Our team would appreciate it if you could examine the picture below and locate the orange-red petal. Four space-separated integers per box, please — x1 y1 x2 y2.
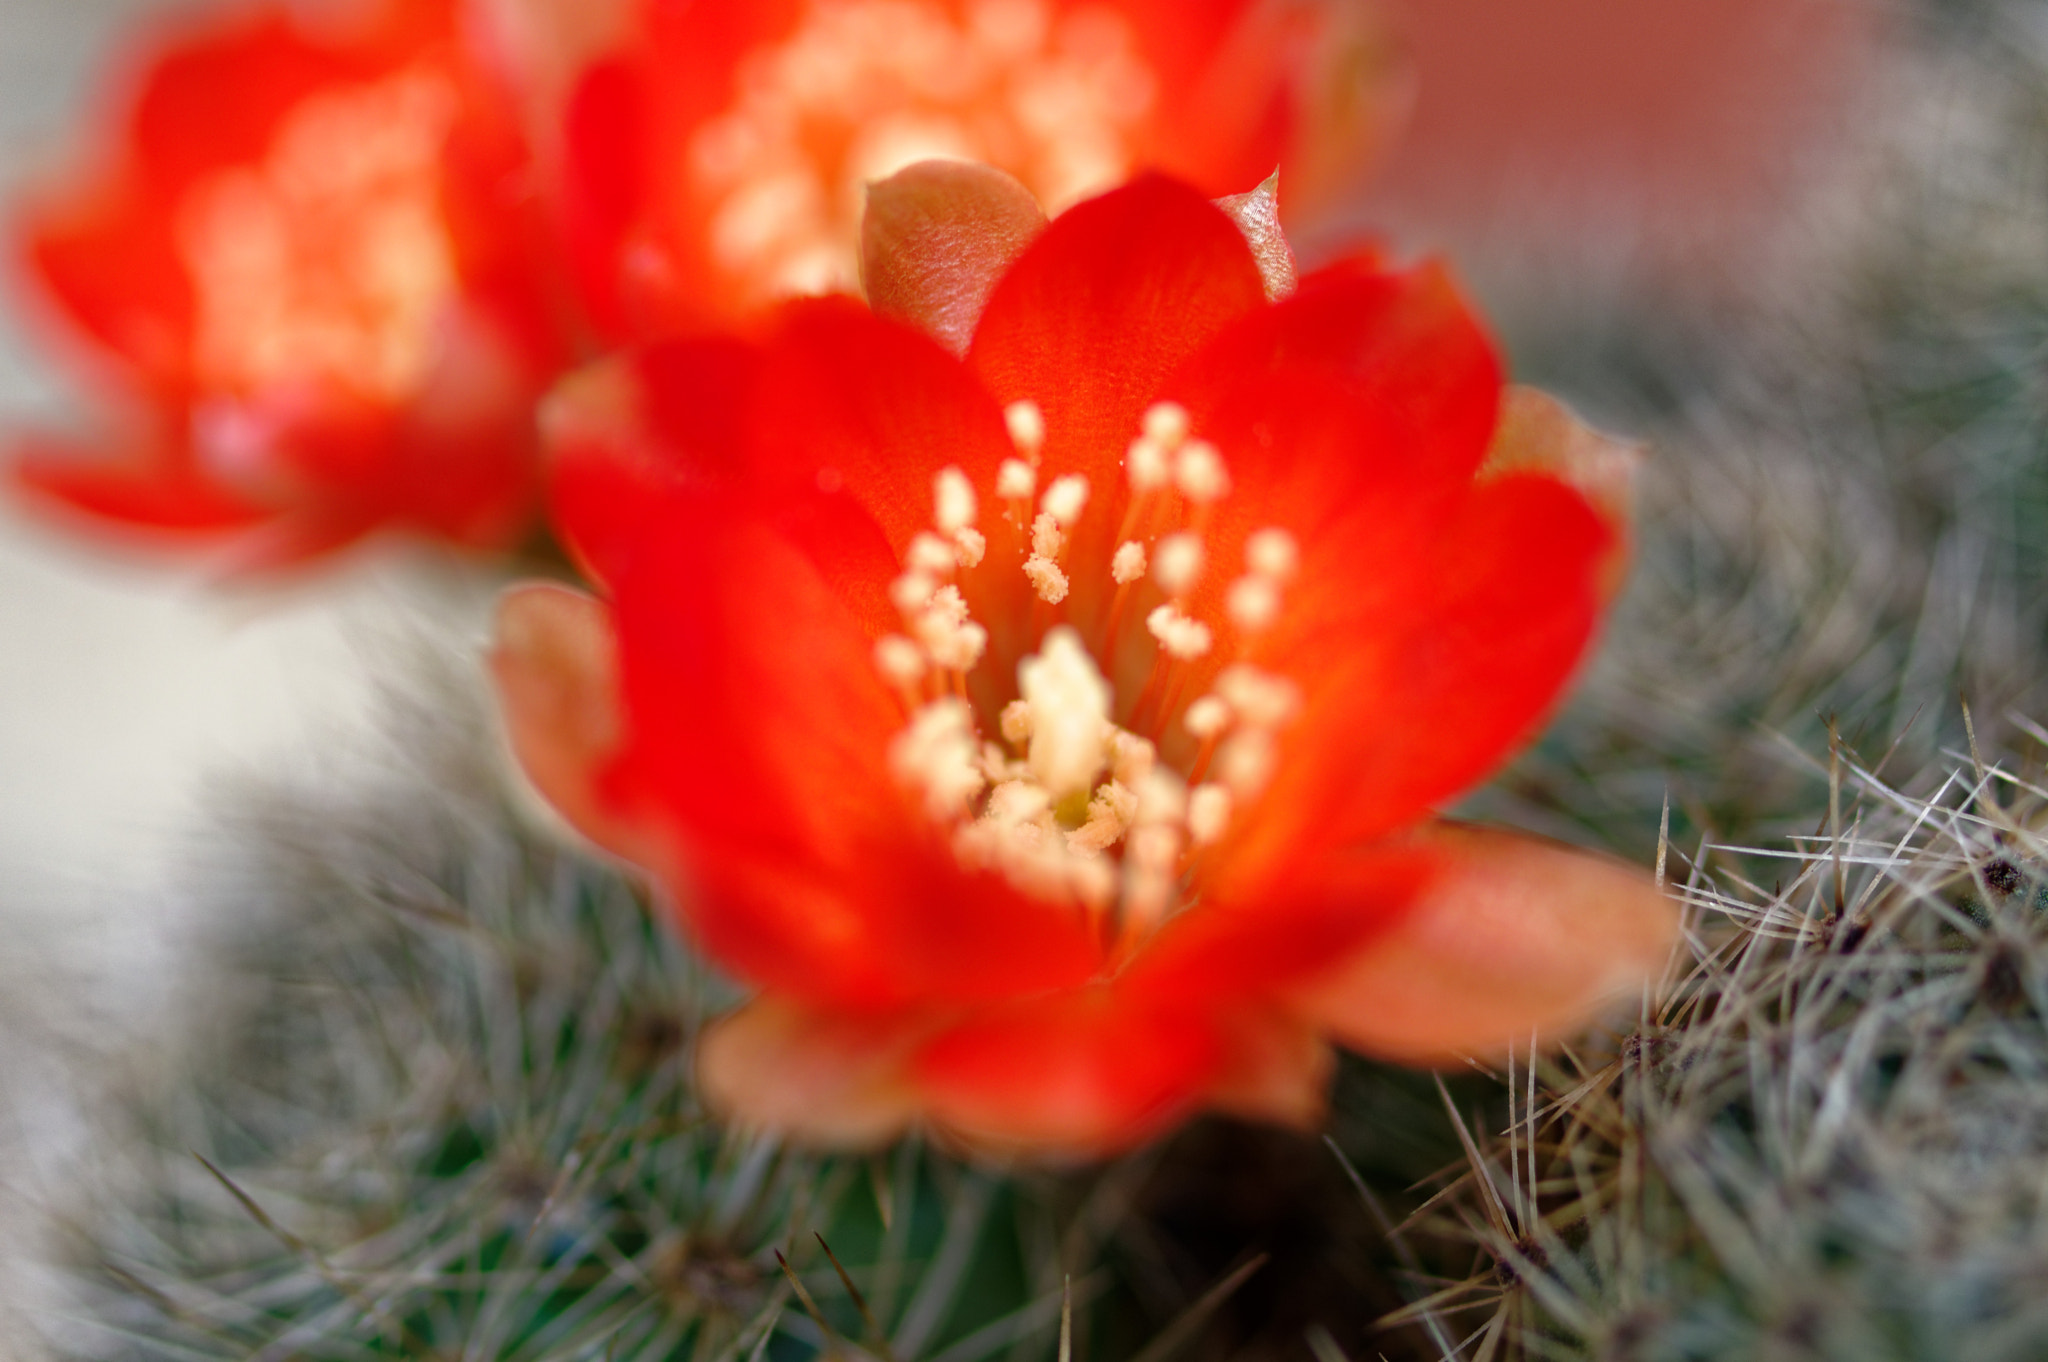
862 160 1048 357
1289 823 1678 1064
967 175 1266 512
1481 386 1641 601
606 495 1103 1009
912 986 1224 1157
696 994 929 1150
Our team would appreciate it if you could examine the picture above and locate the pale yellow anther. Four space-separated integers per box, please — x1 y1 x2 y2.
1128 823 1182 874
1111 540 1147 585
891 570 938 615
1153 532 1205 597
1183 695 1231 740
996 457 1037 501
1146 603 1214 660
1030 511 1065 560
1142 401 1191 449
985 779 1053 827
889 698 987 821
934 465 977 532
1214 664 1302 728
1041 473 1089 527
1174 440 1230 502
1245 527 1300 581
874 634 926 686
1187 783 1232 847
1126 435 1171 494
1133 768 1188 827
1004 399 1046 460
1017 626 1111 801
907 531 959 576
1226 575 1281 632
1217 728 1278 797
926 620 988 672
1000 699 1034 745
1023 555 1069 603
954 527 987 567
1109 729 1157 786
980 741 1026 785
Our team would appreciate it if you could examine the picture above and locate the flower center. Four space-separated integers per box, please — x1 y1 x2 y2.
876 400 1302 944
689 0 1157 303
176 68 462 404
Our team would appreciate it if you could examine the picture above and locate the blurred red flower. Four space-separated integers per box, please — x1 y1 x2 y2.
492 168 1674 1155
559 0 1397 341
12 0 574 567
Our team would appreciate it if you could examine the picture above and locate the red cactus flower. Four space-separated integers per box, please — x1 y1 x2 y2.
493 168 1674 1155
12 0 573 567
561 0 1398 341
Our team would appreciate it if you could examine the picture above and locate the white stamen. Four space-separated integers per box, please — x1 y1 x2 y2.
1142 401 1191 449
1153 532 1205 597
907 531 958 576
1245 527 1299 581
891 570 937 615
985 779 1053 827
889 699 987 821
1041 474 1089 527
1111 540 1147 585
1146 604 1214 660
934 466 977 532
1068 782 1136 854
953 527 987 567
1213 664 1301 728
1000 699 1033 745
1127 435 1170 493
926 619 987 672
1109 729 1156 786
996 457 1037 500
875 634 926 687
1187 783 1232 847
1183 696 1231 740
1004 399 1046 459
980 741 1025 785
1174 440 1230 502
1030 511 1065 560
1226 575 1281 632
1017 626 1112 801
1024 555 1069 603
1216 728 1278 797
1133 768 1188 827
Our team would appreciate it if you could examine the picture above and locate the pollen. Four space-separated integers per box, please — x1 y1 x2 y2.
954 527 987 566
875 634 926 687
1245 527 1299 581
1146 604 1214 660
997 458 1037 501
1152 532 1205 598
1004 399 1047 459
1126 435 1171 493
907 531 959 576
1142 401 1191 448
1186 783 1232 847
934 466 978 533
1041 473 1090 526
1111 539 1147 584
1183 696 1231 740
1174 440 1231 502
1024 555 1070 603
1226 575 1281 632
1030 512 1066 560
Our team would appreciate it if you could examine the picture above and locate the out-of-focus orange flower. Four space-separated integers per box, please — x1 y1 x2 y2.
559 0 1399 341
492 168 1675 1156
12 0 574 567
